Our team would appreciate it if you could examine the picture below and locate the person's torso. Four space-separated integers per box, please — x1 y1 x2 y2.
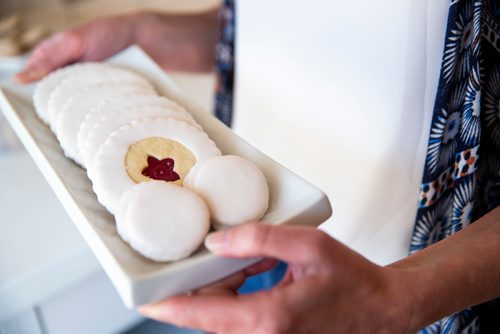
232 0 449 264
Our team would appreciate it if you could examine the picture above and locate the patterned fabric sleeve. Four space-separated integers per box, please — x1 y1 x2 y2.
413 0 500 332
214 0 236 126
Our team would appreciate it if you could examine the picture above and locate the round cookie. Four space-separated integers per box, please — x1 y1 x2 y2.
56 83 154 166
182 158 205 190
33 62 105 124
47 64 155 130
116 181 210 262
185 155 269 227
89 117 221 214
81 105 201 169
77 94 189 160
115 185 134 243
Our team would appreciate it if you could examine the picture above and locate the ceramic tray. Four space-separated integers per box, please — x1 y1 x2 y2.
0 46 332 308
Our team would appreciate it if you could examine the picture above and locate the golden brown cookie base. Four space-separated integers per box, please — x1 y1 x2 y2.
125 137 197 185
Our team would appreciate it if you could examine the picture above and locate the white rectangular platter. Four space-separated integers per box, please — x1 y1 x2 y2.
0 46 332 308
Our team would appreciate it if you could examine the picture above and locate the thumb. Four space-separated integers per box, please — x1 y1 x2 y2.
205 223 330 264
14 31 83 83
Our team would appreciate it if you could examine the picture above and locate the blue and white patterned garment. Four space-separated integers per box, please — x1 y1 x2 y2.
214 0 500 332
214 0 235 127
412 0 500 332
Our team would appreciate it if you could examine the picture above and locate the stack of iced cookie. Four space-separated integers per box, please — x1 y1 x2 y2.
34 62 269 262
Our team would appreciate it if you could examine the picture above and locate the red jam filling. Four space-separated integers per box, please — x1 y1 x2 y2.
142 156 180 182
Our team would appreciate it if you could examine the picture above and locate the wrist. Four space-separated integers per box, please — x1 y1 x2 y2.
386 259 452 332
385 212 500 332
377 266 418 333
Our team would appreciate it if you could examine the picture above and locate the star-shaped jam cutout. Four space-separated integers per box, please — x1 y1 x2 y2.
142 156 180 182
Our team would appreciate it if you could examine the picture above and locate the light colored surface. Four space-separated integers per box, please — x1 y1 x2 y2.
0 308 42 334
233 0 449 265
0 150 101 322
39 271 141 334
0 46 332 307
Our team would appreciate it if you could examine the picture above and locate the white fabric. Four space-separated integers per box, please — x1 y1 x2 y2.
233 0 449 265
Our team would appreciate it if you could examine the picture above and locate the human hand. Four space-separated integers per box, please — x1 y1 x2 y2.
14 14 137 83
138 223 413 334
15 10 219 83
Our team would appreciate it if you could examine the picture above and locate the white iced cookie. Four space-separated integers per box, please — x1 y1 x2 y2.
185 155 269 228
47 64 154 130
115 183 133 243
56 83 155 166
90 118 221 214
81 105 201 169
182 158 204 190
116 181 210 262
33 63 105 124
77 94 189 160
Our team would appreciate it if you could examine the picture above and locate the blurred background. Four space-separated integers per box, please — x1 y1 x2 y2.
0 0 221 151
0 1 219 333
0 0 220 32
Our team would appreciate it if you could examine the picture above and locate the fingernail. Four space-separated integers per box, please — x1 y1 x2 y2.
137 305 150 315
138 304 163 318
26 69 49 80
14 69 48 83
12 73 28 84
205 230 230 252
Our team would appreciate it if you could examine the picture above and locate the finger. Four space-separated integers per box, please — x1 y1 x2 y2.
139 292 260 333
205 223 328 264
194 287 237 297
202 270 247 291
13 68 50 84
277 268 294 286
193 258 280 295
195 258 280 294
14 31 83 83
244 258 280 276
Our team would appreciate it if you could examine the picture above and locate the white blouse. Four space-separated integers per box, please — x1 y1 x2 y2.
232 0 450 265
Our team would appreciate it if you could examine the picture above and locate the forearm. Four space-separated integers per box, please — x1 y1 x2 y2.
15 8 220 83
388 206 500 331
132 9 220 72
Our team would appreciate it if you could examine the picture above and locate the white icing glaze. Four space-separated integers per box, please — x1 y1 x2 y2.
82 105 201 169
56 83 154 166
115 185 133 243
116 181 210 262
89 117 221 214
189 155 269 227
77 94 190 161
47 64 155 131
183 160 205 190
33 63 105 124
